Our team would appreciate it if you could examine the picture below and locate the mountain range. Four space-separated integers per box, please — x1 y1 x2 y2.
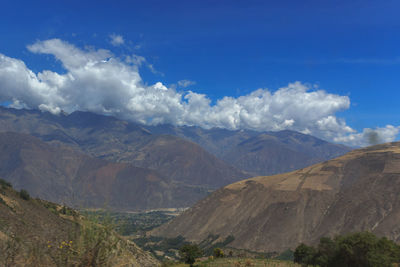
0 132 230 210
0 106 351 210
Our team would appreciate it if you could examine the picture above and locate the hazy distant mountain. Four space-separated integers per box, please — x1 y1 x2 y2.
0 107 350 178
148 125 351 176
147 124 260 158
0 132 220 210
152 142 400 253
222 130 351 175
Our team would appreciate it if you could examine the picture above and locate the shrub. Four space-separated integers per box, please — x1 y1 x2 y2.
213 247 224 258
276 249 294 261
294 243 316 265
0 178 12 189
19 189 30 200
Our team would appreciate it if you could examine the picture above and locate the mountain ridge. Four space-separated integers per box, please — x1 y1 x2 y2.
0 107 249 208
0 106 351 211
0 132 216 210
0 107 351 178
147 124 352 176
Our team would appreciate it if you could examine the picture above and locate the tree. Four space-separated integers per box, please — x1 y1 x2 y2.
294 243 316 265
294 232 400 267
332 232 400 267
19 189 30 200
179 244 202 267
0 178 12 189
314 237 336 266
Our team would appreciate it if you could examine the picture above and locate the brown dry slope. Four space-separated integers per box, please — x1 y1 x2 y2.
0 184 159 266
152 142 400 253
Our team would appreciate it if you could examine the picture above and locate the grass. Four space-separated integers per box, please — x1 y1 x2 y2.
167 258 302 267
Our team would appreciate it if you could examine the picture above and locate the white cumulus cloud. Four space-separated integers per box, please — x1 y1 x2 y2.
177 80 196 88
0 38 398 147
109 34 125 46
334 125 400 147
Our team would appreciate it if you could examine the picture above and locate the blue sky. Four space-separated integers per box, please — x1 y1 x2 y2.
0 0 399 146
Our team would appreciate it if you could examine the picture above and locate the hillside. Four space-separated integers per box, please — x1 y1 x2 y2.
152 142 400 253
0 132 215 210
0 182 159 266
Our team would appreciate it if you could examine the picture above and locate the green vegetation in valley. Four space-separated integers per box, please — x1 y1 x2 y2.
136 233 276 262
83 209 176 237
134 234 232 261
157 232 400 267
294 232 400 267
